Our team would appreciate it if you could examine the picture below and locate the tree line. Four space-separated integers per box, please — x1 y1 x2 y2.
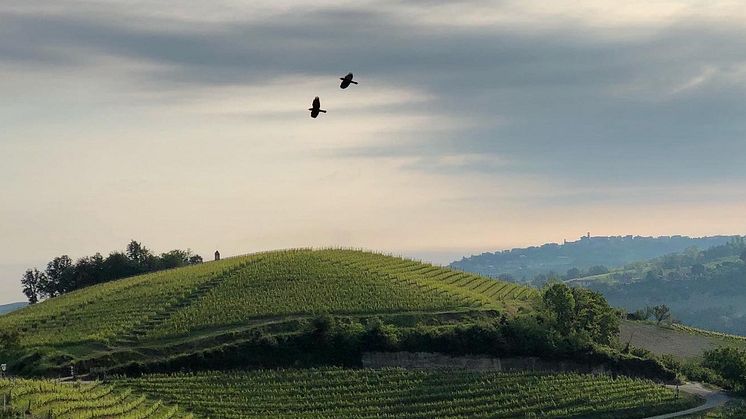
21 241 203 304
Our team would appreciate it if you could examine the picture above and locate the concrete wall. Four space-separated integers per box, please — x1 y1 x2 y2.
362 352 608 374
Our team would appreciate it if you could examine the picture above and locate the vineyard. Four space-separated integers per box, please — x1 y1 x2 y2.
0 249 532 347
149 249 534 338
0 378 189 418
116 368 698 418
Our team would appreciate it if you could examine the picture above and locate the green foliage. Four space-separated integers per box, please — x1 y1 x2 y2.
584 236 746 335
117 368 697 418
20 240 203 303
541 283 619 346
702 346 746 392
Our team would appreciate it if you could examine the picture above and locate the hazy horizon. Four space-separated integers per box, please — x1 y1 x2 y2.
3 0 746 304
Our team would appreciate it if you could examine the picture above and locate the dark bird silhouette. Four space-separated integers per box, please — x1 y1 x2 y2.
339 73 358 89
308 96 326 118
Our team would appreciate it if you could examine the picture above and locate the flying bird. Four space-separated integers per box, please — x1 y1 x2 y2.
308 96 326 118
339 73 358 89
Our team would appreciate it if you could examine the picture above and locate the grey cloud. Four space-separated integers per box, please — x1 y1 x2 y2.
3 4 746 187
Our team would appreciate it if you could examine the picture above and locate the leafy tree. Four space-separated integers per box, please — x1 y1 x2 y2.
542 283 576 335
44 255 74 297
126 240 152 266
570 287 619 345
702 347 746 391
159 249 202 269
73 253 105 289
103 252 139 280
652 304 671 325
21 268 45 304
18 240 202 302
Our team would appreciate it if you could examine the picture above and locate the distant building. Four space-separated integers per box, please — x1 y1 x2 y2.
214 250 220 261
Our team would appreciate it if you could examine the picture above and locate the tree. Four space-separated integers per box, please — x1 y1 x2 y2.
21 269 46 304
126 240 154 269
652 304 672 325
542 283 576 335
572 287 620 345
73 253 105 289
702 347 746 390
159 249 202 269
103 252 139 280
44 255 74 296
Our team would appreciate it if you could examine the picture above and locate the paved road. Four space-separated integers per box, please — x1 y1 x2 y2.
644 382 731 419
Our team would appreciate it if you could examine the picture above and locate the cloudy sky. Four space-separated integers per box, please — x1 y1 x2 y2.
2 0 746 303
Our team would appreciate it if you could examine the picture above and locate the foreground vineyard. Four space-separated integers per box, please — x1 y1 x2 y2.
117 368 699 418
0 378 190 418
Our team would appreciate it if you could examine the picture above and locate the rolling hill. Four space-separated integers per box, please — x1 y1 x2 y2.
0 302 27 315
570 238 746 335
451 235 734 281
0 249 534 376
0 248 708 418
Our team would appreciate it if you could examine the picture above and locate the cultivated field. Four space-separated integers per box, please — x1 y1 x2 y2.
116 368 699 418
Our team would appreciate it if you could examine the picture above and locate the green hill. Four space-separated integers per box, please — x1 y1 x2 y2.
571 238 746 335
0 249 534 375
0 302 27 315
450 235 734 280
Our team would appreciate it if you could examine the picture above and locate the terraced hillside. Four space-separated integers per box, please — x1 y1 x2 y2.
115 368 699 418
0 377 190 418
0 249 534 375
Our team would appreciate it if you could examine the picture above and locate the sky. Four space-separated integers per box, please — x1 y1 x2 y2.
2 0 746 303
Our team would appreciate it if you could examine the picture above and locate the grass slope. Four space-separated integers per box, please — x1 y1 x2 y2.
0 249 534 375
619 321 746 360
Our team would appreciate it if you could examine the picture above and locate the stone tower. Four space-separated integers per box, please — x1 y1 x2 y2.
214 250 221 261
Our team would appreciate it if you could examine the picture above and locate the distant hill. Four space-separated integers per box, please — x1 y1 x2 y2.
0 302 27 315
450 235 735 281
575 238 746 335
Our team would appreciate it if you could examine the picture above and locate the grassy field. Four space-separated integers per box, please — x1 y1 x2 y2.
115 368 700 418
620 321 746 359
0 377 190 418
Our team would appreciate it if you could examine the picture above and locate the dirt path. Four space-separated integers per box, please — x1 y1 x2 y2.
644 382 731 419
